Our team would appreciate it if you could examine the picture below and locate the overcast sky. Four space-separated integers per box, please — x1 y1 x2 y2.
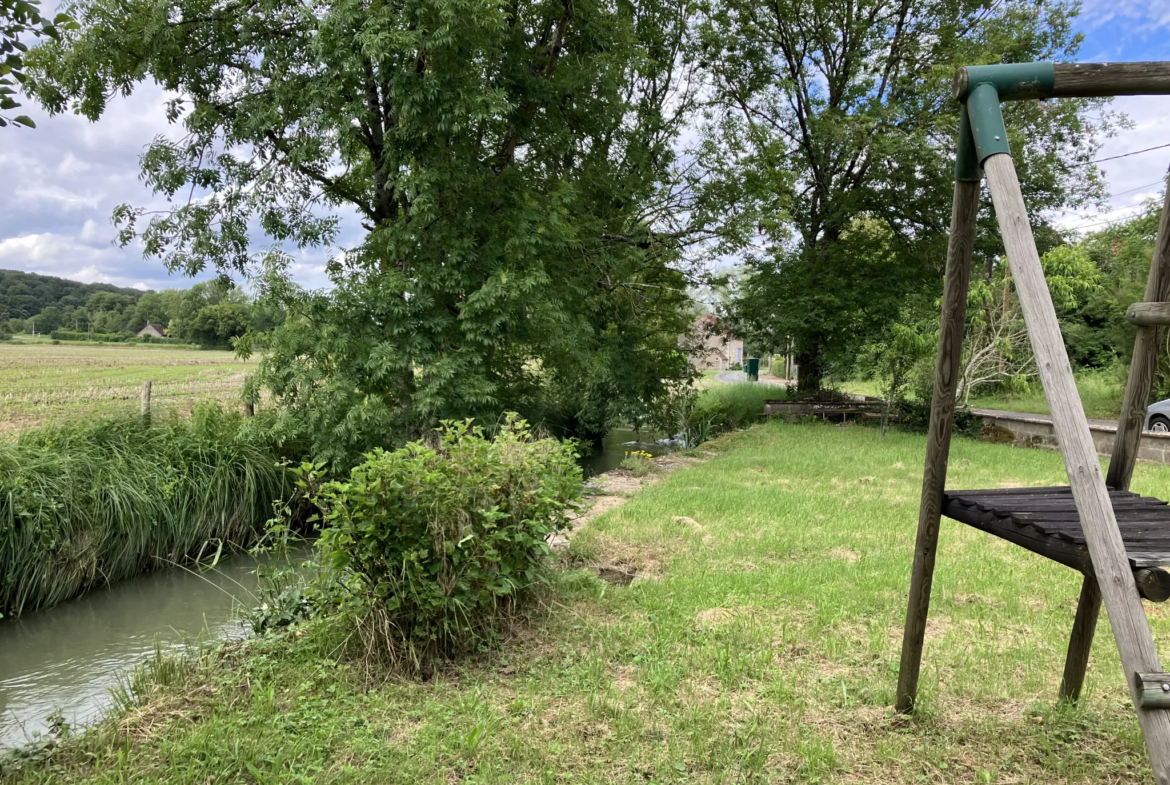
0 0 1168 293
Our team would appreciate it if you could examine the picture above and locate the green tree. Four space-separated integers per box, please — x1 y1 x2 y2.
697 0 1110 391
189 301 251 346
29 0 705 465
31 304 61 333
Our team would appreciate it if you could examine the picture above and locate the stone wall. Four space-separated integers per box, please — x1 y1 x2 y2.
976 410 1170 465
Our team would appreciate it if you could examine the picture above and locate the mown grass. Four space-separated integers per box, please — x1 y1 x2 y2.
0 343 256 431
0 408 291 617
9 420 1170 783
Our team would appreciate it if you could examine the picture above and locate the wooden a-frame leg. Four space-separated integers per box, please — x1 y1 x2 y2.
1059 575 1102 702
984 151 1170 784
895 177 981 714
1059 173 1170 706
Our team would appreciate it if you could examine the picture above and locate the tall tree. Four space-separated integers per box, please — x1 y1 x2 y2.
697 0 1109 390
29 0 706 464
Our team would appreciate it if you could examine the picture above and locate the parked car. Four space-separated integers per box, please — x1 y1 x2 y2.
1147 399 1170 432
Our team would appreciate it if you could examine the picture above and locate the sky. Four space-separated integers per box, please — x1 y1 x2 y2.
0 1 1168 293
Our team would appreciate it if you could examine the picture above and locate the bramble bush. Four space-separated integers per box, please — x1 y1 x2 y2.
307 416 582 674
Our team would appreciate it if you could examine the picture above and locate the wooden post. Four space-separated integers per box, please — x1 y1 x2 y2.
984 152 1170 783
141 380 152 417
1108 178 1170 492
1059 576 1102 702
1057 174 1170 705
243 374 255 417
895 177 981 713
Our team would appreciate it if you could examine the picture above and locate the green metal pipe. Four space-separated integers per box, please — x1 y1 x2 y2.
965 82 1011 164
953 62 1056 102
954 105 981 182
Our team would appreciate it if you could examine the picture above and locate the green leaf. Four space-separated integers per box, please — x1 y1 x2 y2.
13 114 35 128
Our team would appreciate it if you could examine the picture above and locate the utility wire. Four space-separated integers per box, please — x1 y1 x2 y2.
1093 143 1170 164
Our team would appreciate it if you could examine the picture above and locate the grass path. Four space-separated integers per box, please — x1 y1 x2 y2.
11 421 1170 783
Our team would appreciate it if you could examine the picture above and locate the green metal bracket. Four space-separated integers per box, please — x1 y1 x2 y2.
956 62 1055 102
965 82 1011 164
955 105 980 182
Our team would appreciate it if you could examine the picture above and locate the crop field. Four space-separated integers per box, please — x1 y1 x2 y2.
0 342 258 432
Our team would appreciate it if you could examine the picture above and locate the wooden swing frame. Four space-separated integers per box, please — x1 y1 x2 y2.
895 61 1170 782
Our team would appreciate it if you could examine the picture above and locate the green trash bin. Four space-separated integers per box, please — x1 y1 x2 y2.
745 357 759 382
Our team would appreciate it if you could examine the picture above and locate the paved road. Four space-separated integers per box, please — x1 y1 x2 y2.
713 370 789 387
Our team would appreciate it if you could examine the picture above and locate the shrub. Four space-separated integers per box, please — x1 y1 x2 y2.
308 416 582 674
50 330 127 342
619 449 655 475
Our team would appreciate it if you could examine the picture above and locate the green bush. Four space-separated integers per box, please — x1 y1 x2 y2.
0 407 293 617
50 330 127 342
308 416 582 673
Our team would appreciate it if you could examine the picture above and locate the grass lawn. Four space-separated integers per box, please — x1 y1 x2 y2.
0 342 257 431
9 420 1170 783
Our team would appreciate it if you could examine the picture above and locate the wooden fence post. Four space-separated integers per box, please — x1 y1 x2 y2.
243 374 255 417
141 380 152 419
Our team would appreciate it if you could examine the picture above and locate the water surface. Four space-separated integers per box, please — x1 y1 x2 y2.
0 554 272 750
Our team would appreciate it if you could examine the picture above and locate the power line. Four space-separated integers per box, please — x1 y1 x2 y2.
1093 143 1170 164
1111 179 1166 198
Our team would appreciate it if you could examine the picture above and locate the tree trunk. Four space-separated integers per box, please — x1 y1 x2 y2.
795 342 822 393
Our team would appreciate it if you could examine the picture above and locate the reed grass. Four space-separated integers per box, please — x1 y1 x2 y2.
0 407 290 617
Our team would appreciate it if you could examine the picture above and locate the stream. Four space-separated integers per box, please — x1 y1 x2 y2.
0 429 671 753
0 553 279 751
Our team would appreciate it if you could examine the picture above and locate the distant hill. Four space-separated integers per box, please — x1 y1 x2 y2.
0 269 148 319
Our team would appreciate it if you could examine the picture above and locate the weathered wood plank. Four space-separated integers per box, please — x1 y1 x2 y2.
1053 62 1170 98
895 178 981 714
1060 577 1102 702
984 152 1170 783
1109 181 1170 492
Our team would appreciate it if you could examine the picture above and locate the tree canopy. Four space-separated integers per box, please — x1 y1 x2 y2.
697 0 1110 390
29 0 709 464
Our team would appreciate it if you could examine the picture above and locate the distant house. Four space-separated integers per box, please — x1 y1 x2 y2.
688 314 743 371
137 323 167 339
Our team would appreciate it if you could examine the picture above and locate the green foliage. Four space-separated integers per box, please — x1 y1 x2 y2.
699 0 1110 389
0 0 74 127
618 449 655 476
0 407 293 617
0 269 145 320
50 330 126 342
858 316 936 407
29 0 704 461
692 383 777 436
306 416 582 673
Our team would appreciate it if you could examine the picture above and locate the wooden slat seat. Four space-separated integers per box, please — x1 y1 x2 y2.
943 486 1170 573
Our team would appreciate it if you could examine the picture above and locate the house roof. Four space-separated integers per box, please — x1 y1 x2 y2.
139 322 167 334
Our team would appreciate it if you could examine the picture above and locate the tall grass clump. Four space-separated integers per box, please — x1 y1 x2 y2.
0 406 291 617
694 383 780 431
304 416 581 675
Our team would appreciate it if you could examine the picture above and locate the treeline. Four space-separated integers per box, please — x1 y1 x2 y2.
0 268 144 319
1 275 282 347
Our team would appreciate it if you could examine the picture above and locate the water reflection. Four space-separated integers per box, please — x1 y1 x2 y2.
577 428 672 478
